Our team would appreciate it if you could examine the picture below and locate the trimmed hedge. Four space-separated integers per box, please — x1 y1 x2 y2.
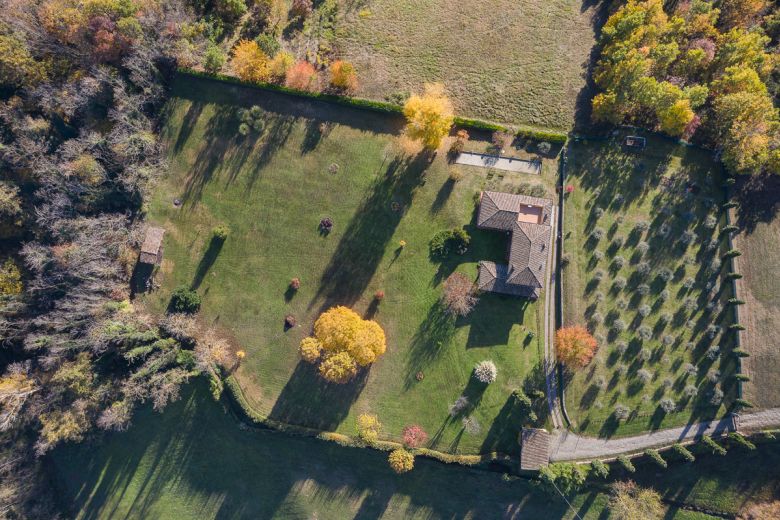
671 443 695 463
701 435 727 456
223 375 513 470
728 432 756 450
590 459 610 479
178 68 566 141
617 455 636 473
735 398 755 409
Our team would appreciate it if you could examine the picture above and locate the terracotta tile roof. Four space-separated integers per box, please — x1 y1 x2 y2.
520 428 551 470
476 191 553 299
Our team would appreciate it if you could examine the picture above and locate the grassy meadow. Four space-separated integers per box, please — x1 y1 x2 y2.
333 0 601 129
141 75 560 455
561 131 738 437
731 175 780 409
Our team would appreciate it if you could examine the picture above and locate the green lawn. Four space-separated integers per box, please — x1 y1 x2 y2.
561 131 738 437
49 382 608 519
141 75 558 456
333 0 601 129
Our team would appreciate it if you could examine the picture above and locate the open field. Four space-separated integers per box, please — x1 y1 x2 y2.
49 382 733 520
141 75 559 455
731 175 780 409
333 0 602 129
562 131 737 437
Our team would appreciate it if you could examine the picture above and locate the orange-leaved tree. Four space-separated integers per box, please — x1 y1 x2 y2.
555 326 598 369
285 61 318 91
402 83 454 149
329 60 357 91
231 40 270 82
299 306 386 383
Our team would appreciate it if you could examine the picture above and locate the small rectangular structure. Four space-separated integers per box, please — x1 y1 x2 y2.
455 151 541 175
624 135 647 151
139 226 165 265
520 428 551 470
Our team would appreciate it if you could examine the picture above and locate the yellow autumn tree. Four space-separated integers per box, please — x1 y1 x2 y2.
329 60 357 90
318 351 358 384
231 40 270 83
658 99 694 137
301 306 386 383
356 413 381 444
388 448 414 473
402 83 454 149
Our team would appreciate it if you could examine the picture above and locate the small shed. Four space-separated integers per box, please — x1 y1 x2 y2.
624 135 647 151
520 427 551 470
139 226 165 265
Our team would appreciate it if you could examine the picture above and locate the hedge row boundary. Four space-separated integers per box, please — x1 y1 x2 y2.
223 375 516 472
176 68 569 143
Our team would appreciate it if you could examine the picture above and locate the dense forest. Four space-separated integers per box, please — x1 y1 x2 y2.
592 0 780 176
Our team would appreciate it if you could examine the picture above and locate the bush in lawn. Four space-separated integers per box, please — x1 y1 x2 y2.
299 337 322 363
661 334 674 346
614 404 630 421
593 250 604 261
561 253 571 267
638 304 651 318
636 262 651 277
429 228 470 259
449 396 469 417
449 129 469 155
231 40 270 82
616 363 628 376
593 206 605 219
659 398 676 413
169 286 201 313
659 289 669 302
683 363 698 377
329 60 358 91
212 224 230 241
608 480 663 519
590 459 610 479
704 214 718 229
204 43 226 73
644 449 667 469
442 272 477 316
539 463 587 495
682 276 696 290
616 455 636 473
616 341 628 355
701 435 727 456
357 413 382 444
612 236 625 248
556 326 599 369
672 443 695 462
637 369 652 384
403 83 454 149
613 277 627 290
388 448 414 473
402 425 428 448
473 360 497 383
706 345 720 360
612 256 626 269
728 432 756 450
613 319 627 332
285 61 318 91
593 269 605 282
590 227 605 241
616 298 628 310
637 326 652 341
683 384 698 398
636 241 650 256
658 223 671 238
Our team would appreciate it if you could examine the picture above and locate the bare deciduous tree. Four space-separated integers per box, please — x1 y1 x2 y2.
442 272 478 316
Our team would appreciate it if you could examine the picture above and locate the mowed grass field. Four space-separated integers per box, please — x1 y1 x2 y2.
731 178 780 409
334 0 601 129
562 132 737 437
142 75 558 455
49 382 739 520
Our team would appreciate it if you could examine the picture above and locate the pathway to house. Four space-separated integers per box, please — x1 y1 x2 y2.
455 152 541 174
547 407 780 462
543 207 563 430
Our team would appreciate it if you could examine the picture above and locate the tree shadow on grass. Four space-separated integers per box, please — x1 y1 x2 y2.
430 178 455 214
312 151 431 313
403 300 456 389
464 294 528 348
190 237 224 290
479 394 524 455
268 361 368 431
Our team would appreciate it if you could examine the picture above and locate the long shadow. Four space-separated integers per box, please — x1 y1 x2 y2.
733 172 780 233
479 394 525 455
268 361 368 431
572 0 611 130
311 151 431 312
464 294 528 348
430 178 455 214
190 237 224 290
403 300 456 389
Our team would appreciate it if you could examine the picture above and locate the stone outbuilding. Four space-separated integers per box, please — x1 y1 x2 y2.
139 226 165 265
